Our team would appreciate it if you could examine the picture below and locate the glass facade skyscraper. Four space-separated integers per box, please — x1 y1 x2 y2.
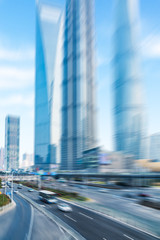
113 0 146 160
61 0 97 170
5 115 20 171
35 0 63 169
150 133 160 161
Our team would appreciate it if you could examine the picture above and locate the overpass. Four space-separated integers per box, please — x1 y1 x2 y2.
55 172 160 180
0 172 160 183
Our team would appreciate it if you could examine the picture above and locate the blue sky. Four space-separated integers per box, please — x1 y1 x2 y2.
0 0 160 162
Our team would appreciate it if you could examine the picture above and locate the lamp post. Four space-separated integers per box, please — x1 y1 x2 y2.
11 172 13 200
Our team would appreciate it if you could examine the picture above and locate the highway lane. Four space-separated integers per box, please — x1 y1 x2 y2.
0 193 32 240
55 183 160 232
17 184 159 240
0 188 63 240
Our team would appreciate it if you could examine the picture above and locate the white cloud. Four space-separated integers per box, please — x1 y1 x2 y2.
141 34 160 59
0 45 34 61
0 93 34 107
0 66 34 89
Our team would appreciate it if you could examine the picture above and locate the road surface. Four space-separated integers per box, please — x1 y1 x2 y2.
16 184 159 240
0 190 63 240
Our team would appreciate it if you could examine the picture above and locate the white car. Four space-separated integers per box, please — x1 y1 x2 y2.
28 188 34 192
14 189 18 193
57 203 72 212
98 188 107 193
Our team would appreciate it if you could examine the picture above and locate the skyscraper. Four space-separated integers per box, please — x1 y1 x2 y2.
61 0 97 170
113 0 146 160
150 133 160 161
35 0 63 169
5 116 20 171
0 147 5 170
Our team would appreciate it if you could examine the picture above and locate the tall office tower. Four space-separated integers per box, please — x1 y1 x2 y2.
35 0 63 169
150 133 160 161
5 116 20 171
113 0 146 160
61 0 97 170
0 147 5 170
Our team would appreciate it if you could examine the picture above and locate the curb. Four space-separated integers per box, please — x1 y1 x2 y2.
0 199 16 215
17 192 86 240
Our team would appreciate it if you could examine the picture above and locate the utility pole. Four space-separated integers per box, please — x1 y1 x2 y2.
11 172 13 200
38 175 41 190
5 172 7 194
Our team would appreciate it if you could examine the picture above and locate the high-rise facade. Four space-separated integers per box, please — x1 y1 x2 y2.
61 0 97 170
0 147 5 170
35 0 63 169
113 0 146 160
5 116 20 171
150 133 160 161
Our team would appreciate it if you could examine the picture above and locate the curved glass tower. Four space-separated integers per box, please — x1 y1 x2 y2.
61 0 97 170
113 0 146 160
35 0 63 169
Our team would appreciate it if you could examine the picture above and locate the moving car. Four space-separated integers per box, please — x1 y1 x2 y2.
137 193 151 198
17 184 22 189
28 188 34 192
57 203 72 212
98 188 107 193
14 189 18 193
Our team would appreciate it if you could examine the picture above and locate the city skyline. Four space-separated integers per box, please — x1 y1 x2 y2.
0 0 159 159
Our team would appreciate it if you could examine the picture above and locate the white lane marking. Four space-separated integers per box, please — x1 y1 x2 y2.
27 205 34 240
79 212 93 220
123 234 134 240
64 214 77 222
58 198 159 240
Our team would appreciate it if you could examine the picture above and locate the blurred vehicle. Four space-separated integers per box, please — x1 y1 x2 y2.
78 185 86 189
17 184 22 189
7 182 11 188
39 190 57 204
2 182 6 188
57 203 72 212
57 178 66 183
68 183 74 187
14 189 18 193
98 188 107 193
28 188 34 192
138 193 151 198
124 193 135 198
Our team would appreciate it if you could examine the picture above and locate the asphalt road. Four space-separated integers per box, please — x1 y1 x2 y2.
0 188 63 240
53 182 160 234
16 184 159 240
0 193 32 240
